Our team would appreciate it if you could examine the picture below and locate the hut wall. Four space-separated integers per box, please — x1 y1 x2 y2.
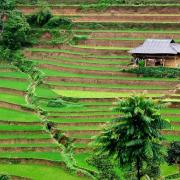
164 57 176 67
175 56 180 67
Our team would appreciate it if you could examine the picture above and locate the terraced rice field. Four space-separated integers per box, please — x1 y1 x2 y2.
1 2 180 179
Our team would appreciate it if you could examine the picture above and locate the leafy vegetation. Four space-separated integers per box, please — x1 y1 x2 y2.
167 142 180 170
93 95 171 179
1 11 30 50
123 66 180 78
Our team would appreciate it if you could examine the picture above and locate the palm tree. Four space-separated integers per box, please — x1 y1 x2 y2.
93 95 170 179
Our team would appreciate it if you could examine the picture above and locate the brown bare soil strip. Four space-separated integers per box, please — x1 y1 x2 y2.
48 110 111 114
74 138 92 144
0 87 25 96
45 76 178 87
79 98 116 102
32 56 125 68
18 6 180 15
34 45 129 56
168 102 180 108
50 84 170 94
49 114 117 119
39 64 135 76
12 175 31 180
0 130 45 134
171 121 180 126
0 77 27 82
164 114 180 117
0 138 55 144
161 130 180 136
0 147 59 152
54 122 106 127
81 39 141 48
0 101 36 114
0 69 14 72
25 51 129 61
74 148 91 153
0 121 42 126
0 158 65 167
85 105 114 109
65 130 101 136
89 32 180 39
72 15 180 23
170 95 180 99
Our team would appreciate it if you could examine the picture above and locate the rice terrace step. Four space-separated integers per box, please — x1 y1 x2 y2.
0 0 180 179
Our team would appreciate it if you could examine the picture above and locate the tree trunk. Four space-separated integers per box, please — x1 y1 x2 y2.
137 157 141 180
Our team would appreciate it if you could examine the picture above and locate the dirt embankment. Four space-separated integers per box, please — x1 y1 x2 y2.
25 51 129 61
0 158 65 167
31 56 126 68
0 101 36 114
50 84 171 94
39 63 135 76
89 32 180 39
0 87 25 96
45 76 179 87
18 6 180 15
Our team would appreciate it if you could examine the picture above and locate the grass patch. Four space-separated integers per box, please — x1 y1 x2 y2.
45 56 129 65
35 86 59 98
0 93 26 105
41 68 177 82
0 133 51 139
48 81 169 90
54 89 162 98
0 143 58 148
0 79 29 91
0 125 44 131
31 59 121 72
0 107 40 122
0 152 62 161
0 71 28 79
49 117 112 123
0 163 83 180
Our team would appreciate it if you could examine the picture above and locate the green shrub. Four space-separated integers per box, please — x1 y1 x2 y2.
71 35 88 45
0 175 11 180
45 17 72 29
47 98 67 108
123 67 180 79
0 46 13 61
165 173 180 180
1 10 30 50
16 0 38 4
87 154 121 180
27 7 52 27
0 0 15 11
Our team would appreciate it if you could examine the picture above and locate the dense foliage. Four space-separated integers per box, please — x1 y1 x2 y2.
0 0 15 11
87 154 121 179
167 141 180 166
93 95 170 179
45 17 72 29
1 11 30 50
27 7 72 29
27 7 52 27
123 67 180 78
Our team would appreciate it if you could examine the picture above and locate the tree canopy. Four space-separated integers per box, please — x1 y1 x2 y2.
93 95 171 179
1 11 30 50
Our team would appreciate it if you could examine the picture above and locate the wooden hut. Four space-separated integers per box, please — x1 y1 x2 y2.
129 39 180 68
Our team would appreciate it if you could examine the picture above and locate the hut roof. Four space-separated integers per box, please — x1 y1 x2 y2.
129 39 180 55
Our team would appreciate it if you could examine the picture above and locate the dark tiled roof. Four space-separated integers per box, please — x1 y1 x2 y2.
129 39 180 55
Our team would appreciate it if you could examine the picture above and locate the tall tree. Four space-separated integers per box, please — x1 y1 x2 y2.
93 95 170 179
1 10 30 50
